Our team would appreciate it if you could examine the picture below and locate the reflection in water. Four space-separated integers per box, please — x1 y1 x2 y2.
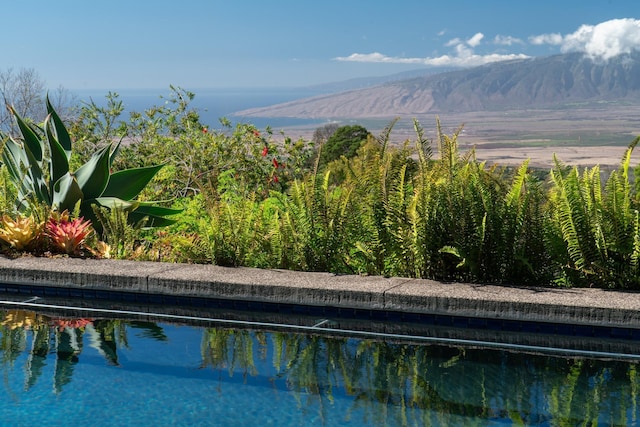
0 308 639 425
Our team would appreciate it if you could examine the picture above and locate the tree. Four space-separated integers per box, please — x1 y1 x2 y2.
312 122 339 145
319 124 370 167
0 68 75 135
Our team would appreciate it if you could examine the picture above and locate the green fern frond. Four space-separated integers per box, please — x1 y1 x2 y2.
631 210 640 273
413 118 432 174
376 117 400 156
505 160 530 211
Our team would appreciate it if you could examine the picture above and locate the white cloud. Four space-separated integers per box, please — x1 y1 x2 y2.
334 51 529 67
335 18 640 71
531 18 640 60
494 35 524 46
529 33 563 45
334 52 421 64
445 37 462 47
467 32 484 47
334 31 527 68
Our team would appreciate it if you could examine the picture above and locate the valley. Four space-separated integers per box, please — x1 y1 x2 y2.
275 103 640 168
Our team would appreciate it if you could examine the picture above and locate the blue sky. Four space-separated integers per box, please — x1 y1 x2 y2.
3 0 639 90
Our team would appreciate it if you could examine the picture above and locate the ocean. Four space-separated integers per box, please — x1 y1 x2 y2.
72 87 327 131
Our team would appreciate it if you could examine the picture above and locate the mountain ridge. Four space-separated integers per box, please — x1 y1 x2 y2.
235 52 640 119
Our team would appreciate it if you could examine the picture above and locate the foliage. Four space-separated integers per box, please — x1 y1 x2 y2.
2 84 640 289
91 205 144 259
275 170 357 272
0 97 180 232
72 88 314 201
67 91 128 166
546 136 640 288
338 118 416 276
318 124 370 168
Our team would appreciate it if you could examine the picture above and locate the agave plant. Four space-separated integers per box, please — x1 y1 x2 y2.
0 96 180 232
0 213 43 250
45 211 93 255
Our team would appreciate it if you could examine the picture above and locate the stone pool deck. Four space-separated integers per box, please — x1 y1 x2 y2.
0 255 638 331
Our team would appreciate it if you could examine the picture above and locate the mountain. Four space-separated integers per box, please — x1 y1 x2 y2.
234 52 640 119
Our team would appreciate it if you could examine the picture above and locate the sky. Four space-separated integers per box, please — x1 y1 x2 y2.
2 0 640 90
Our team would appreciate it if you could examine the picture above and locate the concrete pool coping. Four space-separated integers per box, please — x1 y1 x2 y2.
0 255 639 331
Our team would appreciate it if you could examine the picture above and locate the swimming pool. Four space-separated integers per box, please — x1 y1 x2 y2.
0 302 638 426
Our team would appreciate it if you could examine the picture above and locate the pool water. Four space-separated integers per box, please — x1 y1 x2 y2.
0 308 638 426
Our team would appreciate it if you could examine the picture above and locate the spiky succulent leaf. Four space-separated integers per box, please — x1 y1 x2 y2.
109 140 121 167
45 114 71 188
90 197 137 211
130 203 182 216
74 143 111 200
52 172 83 213
1 138 30 201
102 164 164 201
23 143 50 206
45 95 72 159
96 199 181 228
9 106 44 162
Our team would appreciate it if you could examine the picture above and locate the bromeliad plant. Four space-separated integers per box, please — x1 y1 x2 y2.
0 97 180 232
0 213 43 250
45 211 93 255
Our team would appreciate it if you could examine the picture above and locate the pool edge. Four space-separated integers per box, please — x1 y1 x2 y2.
0 255 638 330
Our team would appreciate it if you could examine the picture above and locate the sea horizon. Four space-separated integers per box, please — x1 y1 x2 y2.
71 86 329 131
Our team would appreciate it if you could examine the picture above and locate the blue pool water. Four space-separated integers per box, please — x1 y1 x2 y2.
0 307 638 426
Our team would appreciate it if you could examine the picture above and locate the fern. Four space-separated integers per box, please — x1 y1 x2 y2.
547 145 640 287
92 205 146 259
413 118 432 175
376 117 400 157
631 210 640 275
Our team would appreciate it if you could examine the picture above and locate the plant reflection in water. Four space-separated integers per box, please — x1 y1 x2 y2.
0 308 639 426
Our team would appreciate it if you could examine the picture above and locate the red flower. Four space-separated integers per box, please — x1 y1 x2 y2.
272 158 279 168
272 175 279 183
51 318 93 332
253 130 260 137
202 128 208 134
261 146 268 157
